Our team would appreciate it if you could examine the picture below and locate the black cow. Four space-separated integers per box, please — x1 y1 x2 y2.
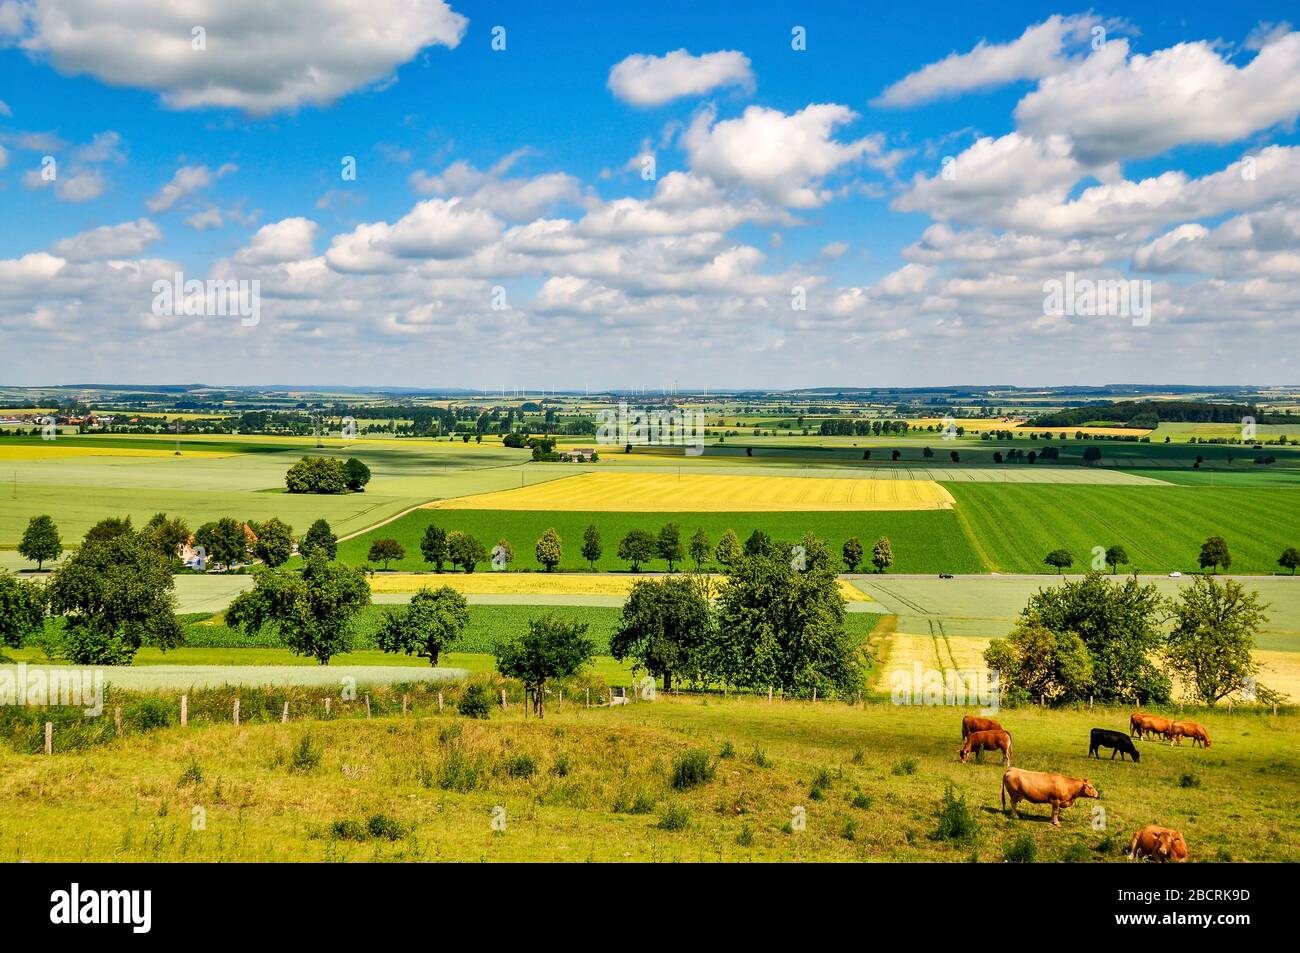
1089 728 1140 762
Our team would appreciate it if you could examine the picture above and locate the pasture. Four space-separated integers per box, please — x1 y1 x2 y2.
0 694 1293 862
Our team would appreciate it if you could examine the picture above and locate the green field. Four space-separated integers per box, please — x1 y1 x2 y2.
339 508 986 574
1 693 1293 861
946 483 1300 575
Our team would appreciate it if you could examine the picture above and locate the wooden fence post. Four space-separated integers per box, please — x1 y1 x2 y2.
180 694 188 727
44 721 52 755
324 696 331 716
437 691 443 713
812 687 817 703
365 694 372 718
501 688 507 711
281 702 289 724
233 698 240 727
402 694 408 715
585 688 590 708
114 706 122 736
768 686 773 703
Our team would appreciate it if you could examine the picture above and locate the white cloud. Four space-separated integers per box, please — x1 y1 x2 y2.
146 163 236 213
1016 32 1300 163
325 198 502 272
608 49 753 106
12 0 468 114
410 154 583 221
684 104 880 207
51 219 160 260
185 206 224 231
874 14 1103 107
236 217 318 264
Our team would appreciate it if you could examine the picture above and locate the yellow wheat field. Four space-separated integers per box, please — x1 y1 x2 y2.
367 571 870 602
0 445 232 461
427 471 954 512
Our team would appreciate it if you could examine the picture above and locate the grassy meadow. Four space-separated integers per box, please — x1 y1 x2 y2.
1 694 1293 862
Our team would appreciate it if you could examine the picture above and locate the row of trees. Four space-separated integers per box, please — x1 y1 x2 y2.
1043 537 1295 576
986 571 1279 706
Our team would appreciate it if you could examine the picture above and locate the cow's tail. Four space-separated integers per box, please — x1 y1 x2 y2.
1001 779 1006 810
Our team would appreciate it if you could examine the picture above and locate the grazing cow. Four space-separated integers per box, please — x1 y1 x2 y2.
958 729 1012 765
962 715 1003 739
1130 712 1174 741
1001 768 1099 827
1129 825 1189 863
1089 728 1141 762
1170 722 1211 747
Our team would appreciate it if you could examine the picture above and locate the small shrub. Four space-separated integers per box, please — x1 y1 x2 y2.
1004 833 1037 863
1062 842 1091 863
613 789 655 815
850 792 873 810
749 746 771 768
439 745 483 792
932 784 978 843
178 758 203 786
551 754 571 777
330 818 367 841
670 750 715 790
365 813 407 841
656 803 690 831
812 767 835 790
505 754 537 779
291 733 322 772
850 749 865 765
1180 773 1201 789
718 741 736 759
892 758 918 776
457 683 492 719
438 723 463 745
841 819 857 841
736 824 754 846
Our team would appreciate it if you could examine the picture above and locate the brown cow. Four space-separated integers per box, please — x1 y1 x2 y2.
962 715 1003 739
1129 825 1189 863
1171 721 1211 748
958 729 1012 765
1130 712 1173 741
1001 768 1098 827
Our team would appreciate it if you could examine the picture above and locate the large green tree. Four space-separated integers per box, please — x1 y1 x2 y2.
581 524 602 570
420 524 449 572
1021 572 1169 703
368 538 405 570
376 586 469 666
1164 575 1275 705
0 573 45 649
611 576 712 691
142 512 191 563
226 555 371 664
251 517 294 568
19 514 62 570
195 517 247 569
713 537 863 699
535 528 563 572
984 622 1093 705
1198 536 1231 574
45 531 183 664
657 522 684 571
617 529 656 572
301 519 338 560
448 531 487 573
495 613 595 718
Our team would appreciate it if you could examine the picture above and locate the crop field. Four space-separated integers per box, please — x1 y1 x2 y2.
430 471 956 512
1 695 1293 862
946 483 1300 575
341 508 985 574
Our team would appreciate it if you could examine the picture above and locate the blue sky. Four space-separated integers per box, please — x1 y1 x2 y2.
2 1 1298 388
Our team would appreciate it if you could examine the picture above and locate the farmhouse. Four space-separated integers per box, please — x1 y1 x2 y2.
560 447 596 462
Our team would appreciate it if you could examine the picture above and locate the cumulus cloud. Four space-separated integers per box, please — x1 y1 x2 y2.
1016 32 1300 163
875 14 1105 107
236 217 317 265
11 0 468 114
608 49 753 106
410 153 583 221
146 163 236 213
684 104 880 207
50 219 160 260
